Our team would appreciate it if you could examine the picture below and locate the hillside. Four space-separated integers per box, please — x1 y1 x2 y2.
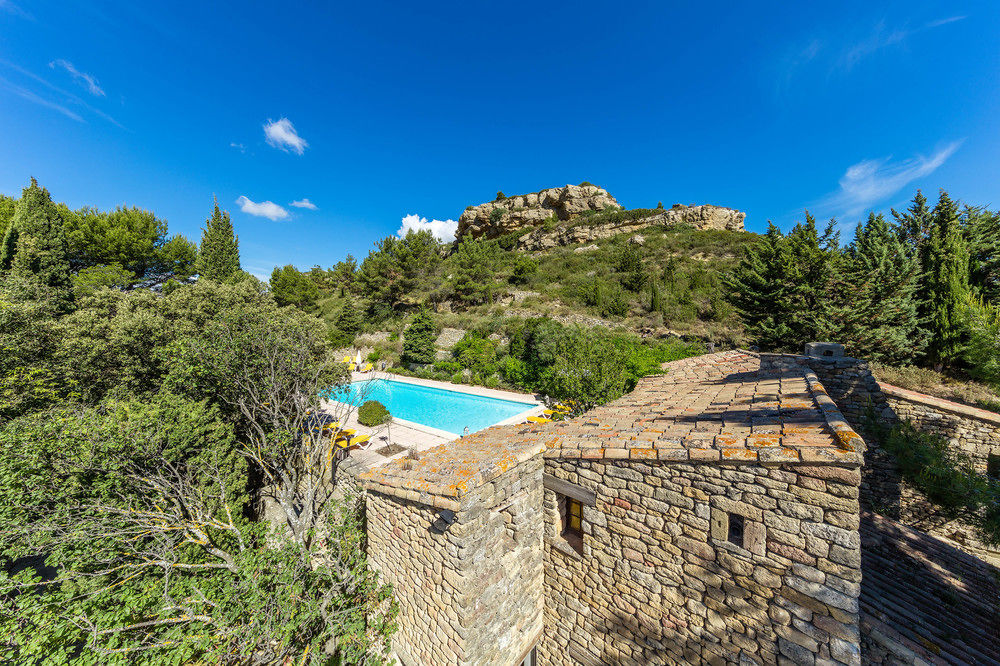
316 184 756 360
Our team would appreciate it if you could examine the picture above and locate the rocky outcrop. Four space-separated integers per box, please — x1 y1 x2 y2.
456 183 745 250
456 184 620 240
518 203 745 250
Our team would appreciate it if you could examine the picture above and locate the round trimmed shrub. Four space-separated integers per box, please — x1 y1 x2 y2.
358 400 391 427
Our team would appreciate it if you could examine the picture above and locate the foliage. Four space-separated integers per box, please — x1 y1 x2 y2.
336 297 362 334
835 213 926 363
0 178 75 314
270 264 321 312
331 254 358 293
920 191 970 368
452 331 498 376
71 262 137 296
401 310 436 365
488 207 505 224
448 236 500 304
196 199 241 282
965 207 1000 302
869 418 1000 546
961 293 1000 388
356 230 440 309
358 400 391 427
509 254 537 284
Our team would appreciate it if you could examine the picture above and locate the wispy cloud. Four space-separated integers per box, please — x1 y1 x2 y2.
49 59 104 96
397 214 458 243
780 15 967 89
290 198 317 210
263 118 308 155
0 75 83 121
822 140 963 216
0 1 32 19
236 196 290 221
230 142 246 153
0 58 124 128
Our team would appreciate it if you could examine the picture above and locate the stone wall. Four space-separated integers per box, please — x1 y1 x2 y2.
539 458 863 666
363 455 545 665
800 354 1000 560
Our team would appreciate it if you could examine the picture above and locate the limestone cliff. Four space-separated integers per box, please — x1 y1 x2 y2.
456 184 620 240
455 184 745 250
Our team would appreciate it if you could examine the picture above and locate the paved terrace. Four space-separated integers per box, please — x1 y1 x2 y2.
358 350 865 511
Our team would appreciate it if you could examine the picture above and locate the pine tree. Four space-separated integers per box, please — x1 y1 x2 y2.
336 298 362 334
921 191 969 368
784 213 839 345
649 280 663 313
836 213 926 363
892 190 933 256
0 178 75 314
724 222 796 351
196 199 241 281
965 206 1000 302
401 309 436 365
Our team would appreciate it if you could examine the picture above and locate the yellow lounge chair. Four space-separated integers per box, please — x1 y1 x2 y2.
360 362 373 373
348 363 356 371
526 416 551 424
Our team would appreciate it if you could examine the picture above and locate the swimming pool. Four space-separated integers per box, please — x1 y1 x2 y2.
328 379 538 435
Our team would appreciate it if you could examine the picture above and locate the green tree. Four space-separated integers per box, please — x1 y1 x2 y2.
0 194 15 241
336 297 362 334
270 264 320 312
196 199 241 281
921 191 969 368
616 242 646 292
965 206 1000 302
784 213 839 344
357 231 440 309
402 309 436 365
449 236 500 303
0 178 75 314
962 292 1000 388
892 189 933 255
331 254 358 293
724 223 797 351
836 213 926 363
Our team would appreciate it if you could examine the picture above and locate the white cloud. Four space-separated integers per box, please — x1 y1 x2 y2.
0 75 83 121
236 195 290 221
48 59 104 96
230 142 246 153
824 141 963 216
290 198 317 210
839 16 967 71
263 117 307 155
397 213 458 243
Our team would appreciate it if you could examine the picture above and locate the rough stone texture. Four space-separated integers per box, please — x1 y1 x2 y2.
454 183 745 248
799 354 1000 561
457 184 620 240
859 511 1000 665
435 327 466 350
516 204 746 251
364 456 544 665
540 458 862 666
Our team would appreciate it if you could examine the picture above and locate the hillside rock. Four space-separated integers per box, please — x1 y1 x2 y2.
456 184 620 240
517 204 745 250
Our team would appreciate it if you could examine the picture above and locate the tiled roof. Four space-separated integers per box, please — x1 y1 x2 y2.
861 512 1000 664
357 350 864 508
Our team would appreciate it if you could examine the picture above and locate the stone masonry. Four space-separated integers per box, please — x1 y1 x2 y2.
349 350 867 665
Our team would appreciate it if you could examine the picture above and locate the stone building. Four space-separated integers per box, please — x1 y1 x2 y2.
348 350 871 665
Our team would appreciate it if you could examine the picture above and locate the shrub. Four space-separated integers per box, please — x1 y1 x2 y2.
357 400 391 427
327 326 354 350
494 191 506 201
489 207 505 224
402 310 436 365
499 356 528 385
453 332 498 376
601 286 630 318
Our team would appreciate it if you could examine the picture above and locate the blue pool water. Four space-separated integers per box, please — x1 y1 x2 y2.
327 379 537 435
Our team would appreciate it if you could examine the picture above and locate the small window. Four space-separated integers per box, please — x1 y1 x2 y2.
520 646 537 666
564 497 583 538
988 454 1000 482
728 513 745 548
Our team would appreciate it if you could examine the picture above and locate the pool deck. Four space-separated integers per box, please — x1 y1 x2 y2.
320 371 546 474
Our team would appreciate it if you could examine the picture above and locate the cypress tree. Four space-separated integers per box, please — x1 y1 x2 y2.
0 178 75 314
921 191 969 368
196 199 241 281
836 213 926 363
336 298 362 334
401 309 436 365
785 213 839 345
965 206 1000 302
724 222 796 351
892 190 933 256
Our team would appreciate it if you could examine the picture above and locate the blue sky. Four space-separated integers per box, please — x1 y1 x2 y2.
1 1 998 279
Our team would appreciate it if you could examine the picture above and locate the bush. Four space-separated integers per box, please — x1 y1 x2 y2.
402 310 436 365
489 207 505 223
327 326 354 350
453 332 498 376
357 400 390 427
510 255 537 284
499 356 528 385
870 418 1000 546
601 287 630 318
